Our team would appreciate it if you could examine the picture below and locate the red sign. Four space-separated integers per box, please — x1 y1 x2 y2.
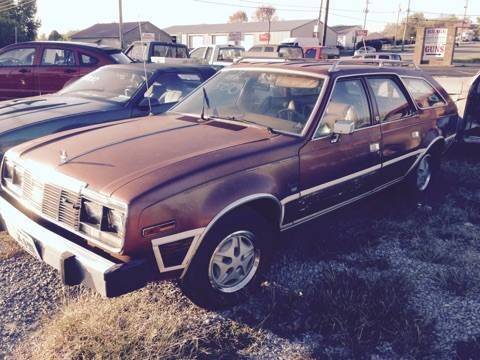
355 30 368 37
259 33 271 42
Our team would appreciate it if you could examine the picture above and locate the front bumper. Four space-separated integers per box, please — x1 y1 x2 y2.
0 194 150 297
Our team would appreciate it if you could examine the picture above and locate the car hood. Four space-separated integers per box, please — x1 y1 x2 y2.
0 95 121 134
10 114 279 201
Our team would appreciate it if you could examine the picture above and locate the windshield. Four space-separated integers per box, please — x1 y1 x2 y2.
217 47 244 62
172 69 325 135
59 67 151 103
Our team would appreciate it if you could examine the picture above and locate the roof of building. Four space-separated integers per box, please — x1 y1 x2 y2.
164 19 320 34
4 41 121 52
331 25 362 34
71 22 156 39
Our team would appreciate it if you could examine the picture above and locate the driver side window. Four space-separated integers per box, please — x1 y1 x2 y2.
315 78 371 138
0 48 36 67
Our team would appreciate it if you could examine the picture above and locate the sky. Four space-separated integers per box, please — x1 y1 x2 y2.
36 0 480 36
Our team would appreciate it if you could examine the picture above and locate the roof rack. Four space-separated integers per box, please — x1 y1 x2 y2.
328 59 420 71
234 57 421 71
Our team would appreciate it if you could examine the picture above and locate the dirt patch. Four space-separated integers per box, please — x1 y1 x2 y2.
0 232 22 260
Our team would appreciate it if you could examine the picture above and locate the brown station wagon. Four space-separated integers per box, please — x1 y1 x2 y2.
0 60 460 308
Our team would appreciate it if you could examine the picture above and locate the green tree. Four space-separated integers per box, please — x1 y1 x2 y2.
48 30 64 41
0 0 40 48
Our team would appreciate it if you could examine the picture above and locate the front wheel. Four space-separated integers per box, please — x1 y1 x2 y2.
180 208 274 309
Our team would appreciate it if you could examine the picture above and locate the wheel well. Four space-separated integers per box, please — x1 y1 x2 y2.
428 139 445 158
244 198 282 229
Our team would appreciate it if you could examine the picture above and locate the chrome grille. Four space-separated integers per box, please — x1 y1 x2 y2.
21 171 81 230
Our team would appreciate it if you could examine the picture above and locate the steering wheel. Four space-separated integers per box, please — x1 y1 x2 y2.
277 108 304 122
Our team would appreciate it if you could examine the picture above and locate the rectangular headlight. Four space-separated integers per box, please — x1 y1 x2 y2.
103 207 125 236
2 160 14 181
80 199 103 227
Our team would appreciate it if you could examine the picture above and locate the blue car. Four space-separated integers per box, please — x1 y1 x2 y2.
0 63 217 158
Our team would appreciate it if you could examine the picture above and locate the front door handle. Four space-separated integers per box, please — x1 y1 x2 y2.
411 130 420 139
64 68 77 74
370 142 380 153
18 68 30 74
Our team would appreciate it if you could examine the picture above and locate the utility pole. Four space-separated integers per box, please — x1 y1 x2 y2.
316 0 324 44
393 4 401 46
363 0 370 30
462 0 469 32
118 0 124 49
401 0 411 52
321 0 330 46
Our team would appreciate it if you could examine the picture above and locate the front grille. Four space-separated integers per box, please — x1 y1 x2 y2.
22 171 81 231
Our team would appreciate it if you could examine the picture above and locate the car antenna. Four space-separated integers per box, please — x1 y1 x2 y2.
138 21 153 116
200 87 210 121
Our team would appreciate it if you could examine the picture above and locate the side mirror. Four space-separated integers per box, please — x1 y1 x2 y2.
333 120 355 135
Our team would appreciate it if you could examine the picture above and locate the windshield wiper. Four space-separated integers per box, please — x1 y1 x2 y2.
200 87 211 121
212 115 278 134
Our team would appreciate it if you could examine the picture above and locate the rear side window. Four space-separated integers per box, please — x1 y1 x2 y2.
402 77 446 109
0 48 36 66
367 77 413 122
42 49 75 66
80 53 98 66
316 79 371 137
378 55 389 60
205 47 213 61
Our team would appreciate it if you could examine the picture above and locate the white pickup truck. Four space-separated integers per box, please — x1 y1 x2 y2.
189 45 245 67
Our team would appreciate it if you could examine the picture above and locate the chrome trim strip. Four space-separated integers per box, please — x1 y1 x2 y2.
151 228 205 273
300 164 382 198
281 177 403 230
382 149 423 167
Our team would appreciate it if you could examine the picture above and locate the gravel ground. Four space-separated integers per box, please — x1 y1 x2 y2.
1 145 479 359
0 251 66 358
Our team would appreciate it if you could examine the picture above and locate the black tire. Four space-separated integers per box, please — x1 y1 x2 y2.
405 150 441 199
180 207 274 309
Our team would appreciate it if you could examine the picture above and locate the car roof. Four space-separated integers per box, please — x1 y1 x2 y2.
101 63 217 73
231 60 426 79
3 41 121 52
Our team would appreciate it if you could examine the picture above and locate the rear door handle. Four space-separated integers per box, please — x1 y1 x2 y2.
64 68 77 74
370 142 380 153
18 68 30 74
411 131 420 139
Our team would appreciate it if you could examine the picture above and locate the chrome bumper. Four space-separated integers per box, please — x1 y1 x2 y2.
0 194 149 297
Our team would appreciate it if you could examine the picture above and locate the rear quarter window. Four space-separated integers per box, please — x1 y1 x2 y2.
402 77 446 109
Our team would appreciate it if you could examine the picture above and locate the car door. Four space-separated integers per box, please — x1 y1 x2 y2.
0 46 38 100
365 75 423 183
462 72 480 142
288 77 382 225
37 47 79 94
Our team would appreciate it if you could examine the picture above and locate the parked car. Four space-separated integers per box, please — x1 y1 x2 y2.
0 63 216 158
458 71 480 143
352 52 402 61
0 61 460 308
0 41 131 101
353 46 377 56
304 46 340 60
355 40 383 51
189 45 245 67
246 44 304 59
125 41 190 63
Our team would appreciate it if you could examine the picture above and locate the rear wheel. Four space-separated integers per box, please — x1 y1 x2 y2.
181 208 274 309
406 151 441 198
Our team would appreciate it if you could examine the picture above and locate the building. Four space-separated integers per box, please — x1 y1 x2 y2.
332 25 362 49
71 22 171 48
164 19 337 49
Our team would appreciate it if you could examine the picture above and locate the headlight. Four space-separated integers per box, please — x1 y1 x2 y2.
2 159 24 194
80 199 103 227
79 197 126 248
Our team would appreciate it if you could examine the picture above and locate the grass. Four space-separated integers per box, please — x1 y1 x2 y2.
0 232 22 260
248 269 435 358
434 267 476 297
14 283 263 360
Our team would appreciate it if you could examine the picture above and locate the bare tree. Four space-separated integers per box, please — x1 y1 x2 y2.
229 10 248 23
253 5 277 44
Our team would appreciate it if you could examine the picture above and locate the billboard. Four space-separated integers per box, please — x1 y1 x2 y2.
423 28 448 60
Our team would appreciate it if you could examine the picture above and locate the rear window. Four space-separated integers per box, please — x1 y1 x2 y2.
110 52 131 64
402 77 446 109
278 46 303 59
153 45 188 58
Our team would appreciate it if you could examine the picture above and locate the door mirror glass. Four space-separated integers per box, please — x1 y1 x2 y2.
333 120 355 135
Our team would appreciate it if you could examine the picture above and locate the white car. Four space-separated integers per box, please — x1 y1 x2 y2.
352 52 402 61
353 46 377 56
189 45 245 67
